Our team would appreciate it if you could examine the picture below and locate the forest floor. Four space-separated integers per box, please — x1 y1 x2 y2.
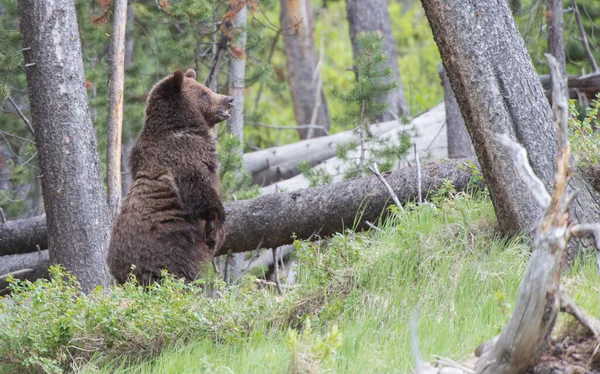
86 189 600 374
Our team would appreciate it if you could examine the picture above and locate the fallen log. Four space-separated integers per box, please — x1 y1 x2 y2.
243 118 401 176
540 73 600 101
260 104 448 194
218 158 478 255
0 214 47 256
0 159 479 258
0 250 49 294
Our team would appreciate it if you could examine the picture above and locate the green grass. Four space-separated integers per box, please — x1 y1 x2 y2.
86 191 600 374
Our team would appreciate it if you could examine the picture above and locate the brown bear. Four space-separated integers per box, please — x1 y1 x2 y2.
107 69 233 285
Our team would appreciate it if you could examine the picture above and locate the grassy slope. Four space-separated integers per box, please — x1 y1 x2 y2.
92 191 600 374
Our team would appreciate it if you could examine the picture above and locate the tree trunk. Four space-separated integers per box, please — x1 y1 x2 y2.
280 0 330 139
346 0 410 120
121 139 134 197
0 250 49 293
227 3 248 281
18 0 112 291
106 0 128 219
438 65 474 159
124 0 134 70
546 0 566 97
227 4 247 141
420 0 600 237
0 159 479 258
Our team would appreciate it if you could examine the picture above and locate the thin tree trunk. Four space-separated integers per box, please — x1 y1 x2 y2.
106 0 128 220
228 4 247 142
18 0 112 291
346 0 410 121
227 3 248 282
546 0 566 97
121 139 134 197
280 0 330 139
124 0 134 70
438 65 474 159
420 0 600 238
0 159 479 257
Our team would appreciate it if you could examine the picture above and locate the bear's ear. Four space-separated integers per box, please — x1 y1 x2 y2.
170 70 185 92
184 69 197 80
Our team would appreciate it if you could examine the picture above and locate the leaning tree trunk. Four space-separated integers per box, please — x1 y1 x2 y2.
346 0 410 120
280 0 330 139
18 0 112 291
438 65 474 159
421 0 600 238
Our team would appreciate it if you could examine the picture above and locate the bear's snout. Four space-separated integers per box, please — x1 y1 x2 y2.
225 96 235 108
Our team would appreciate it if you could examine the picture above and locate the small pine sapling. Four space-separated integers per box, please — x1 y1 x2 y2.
303 31 410 185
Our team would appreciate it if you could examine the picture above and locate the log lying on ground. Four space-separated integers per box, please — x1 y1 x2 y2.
243 118 402 177
0 159 479 259
0 250 49 294
247 104 448 187
218 158 477 255
0 214 47 256
540 73 600 101
260 104 448 194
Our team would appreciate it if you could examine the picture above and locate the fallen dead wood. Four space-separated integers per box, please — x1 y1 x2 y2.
0 159 480 259
218 158 477 255
0 214 47 256
243 116 404 182
414 55 600 374
540 73 600 101
261 104 448 194
0 250 49 294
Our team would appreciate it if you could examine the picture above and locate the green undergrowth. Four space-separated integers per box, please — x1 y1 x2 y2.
2 190 600 374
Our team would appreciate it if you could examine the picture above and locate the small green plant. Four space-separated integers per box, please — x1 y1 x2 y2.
285 319 342 374
302 31 410 186
219 134 260 201
0 266 272 373
569 96 600 167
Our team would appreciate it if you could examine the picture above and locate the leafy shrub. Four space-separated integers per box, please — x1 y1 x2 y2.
0 267 273 373
569 96 600 190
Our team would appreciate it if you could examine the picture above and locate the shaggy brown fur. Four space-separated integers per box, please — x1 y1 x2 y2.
107 69 233 284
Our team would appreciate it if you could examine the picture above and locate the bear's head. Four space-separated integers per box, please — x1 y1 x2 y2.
145 69 234 132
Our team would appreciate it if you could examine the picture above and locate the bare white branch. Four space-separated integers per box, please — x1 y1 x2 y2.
494 133 550 209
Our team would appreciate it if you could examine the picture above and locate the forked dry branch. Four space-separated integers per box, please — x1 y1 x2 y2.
416 54 600 374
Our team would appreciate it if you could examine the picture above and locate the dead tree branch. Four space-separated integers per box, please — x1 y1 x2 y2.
572 0 599 73
368 163 404 212
7 95 35 136
475 53 573 374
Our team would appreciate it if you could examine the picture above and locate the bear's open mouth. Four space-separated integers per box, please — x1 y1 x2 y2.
216 110 231 119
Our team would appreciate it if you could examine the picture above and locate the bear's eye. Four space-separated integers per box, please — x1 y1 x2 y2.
201 92 209 101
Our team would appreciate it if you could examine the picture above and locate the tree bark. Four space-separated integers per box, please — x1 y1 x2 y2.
280 0 330 139
0 159 479 258
18 0 112 291
124 0 134 70
106 0 128 219
227 4 247 142
0 250 49 293
420 0 600 237
546 0 566 97
438 65 474 159
346 0 410 120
